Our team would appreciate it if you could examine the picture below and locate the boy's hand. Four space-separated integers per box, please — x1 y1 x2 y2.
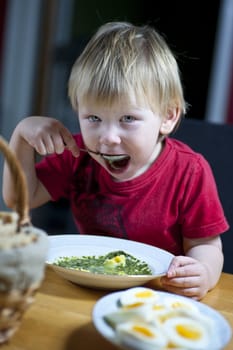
17 117 79 157
160 255 209 300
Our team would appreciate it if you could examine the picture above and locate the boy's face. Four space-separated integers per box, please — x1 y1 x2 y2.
78 97 174 182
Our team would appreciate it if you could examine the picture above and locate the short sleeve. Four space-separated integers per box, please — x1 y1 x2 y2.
180 155 229 238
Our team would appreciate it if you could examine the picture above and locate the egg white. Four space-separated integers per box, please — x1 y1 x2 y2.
116 321 167 350
104 302 153 328
119 287 159 307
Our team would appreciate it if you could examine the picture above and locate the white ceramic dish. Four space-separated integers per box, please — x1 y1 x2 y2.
93 289 232 350
46 235 174 290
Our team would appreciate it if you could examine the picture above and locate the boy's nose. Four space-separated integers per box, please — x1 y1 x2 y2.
99 128 121 146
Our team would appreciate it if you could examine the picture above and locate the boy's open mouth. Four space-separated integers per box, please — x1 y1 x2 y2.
79 148 130 171
102 154 130 170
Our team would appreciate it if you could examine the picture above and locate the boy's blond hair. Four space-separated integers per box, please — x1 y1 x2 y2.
68 22 186 118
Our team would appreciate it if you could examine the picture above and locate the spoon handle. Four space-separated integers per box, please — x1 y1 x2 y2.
79 148 100 155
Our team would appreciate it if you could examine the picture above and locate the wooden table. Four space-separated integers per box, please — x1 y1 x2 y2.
1 268 233 350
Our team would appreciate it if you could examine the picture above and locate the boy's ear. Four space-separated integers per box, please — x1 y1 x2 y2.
160 108 181 135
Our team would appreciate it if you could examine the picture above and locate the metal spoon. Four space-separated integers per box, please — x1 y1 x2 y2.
79 148 105 157
79 148 128 159
79 148 130 169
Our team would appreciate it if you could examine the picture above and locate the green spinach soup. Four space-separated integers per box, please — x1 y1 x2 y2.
54 250 152 276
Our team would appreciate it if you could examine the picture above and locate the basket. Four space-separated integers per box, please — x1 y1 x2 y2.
0 136 30 227
0 136 48 344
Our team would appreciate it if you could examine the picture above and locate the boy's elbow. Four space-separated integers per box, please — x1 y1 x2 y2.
2 190 15 210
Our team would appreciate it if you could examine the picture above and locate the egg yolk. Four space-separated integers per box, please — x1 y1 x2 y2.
132 325 155 338
135 290 155 298
114 256 125 263
152 304 165 311
104 255 126 267
176 324 201 340
123 302 144 309
172 301 185 308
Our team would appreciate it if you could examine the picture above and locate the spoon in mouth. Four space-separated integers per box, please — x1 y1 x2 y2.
79 148 130 169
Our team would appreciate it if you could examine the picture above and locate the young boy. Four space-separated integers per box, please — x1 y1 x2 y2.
3 22 229 300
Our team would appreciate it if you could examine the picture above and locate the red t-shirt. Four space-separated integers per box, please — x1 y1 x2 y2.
36 135 229 255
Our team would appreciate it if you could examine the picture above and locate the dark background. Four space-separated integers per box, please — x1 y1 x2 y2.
56 0 221 121
138 1 221 120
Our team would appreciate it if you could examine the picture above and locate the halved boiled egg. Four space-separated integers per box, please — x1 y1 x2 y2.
103 254 126 269
116 321 167 350
150 301 169 321
160 297 215 331
151 297 200 324
104 302 153 328
119 287 159 307
164 297 199 315
163 316 210 349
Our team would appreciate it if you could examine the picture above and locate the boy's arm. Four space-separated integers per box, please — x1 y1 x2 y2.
3 122 51 209
2 116 79 209
160 235 224 300
183 235 223 289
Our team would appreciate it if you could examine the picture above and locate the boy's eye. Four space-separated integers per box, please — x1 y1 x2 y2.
121 115 136 123
88 115 101 122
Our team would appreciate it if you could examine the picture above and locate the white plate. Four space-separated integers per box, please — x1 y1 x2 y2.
46 235 174 290
93 289 232 350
